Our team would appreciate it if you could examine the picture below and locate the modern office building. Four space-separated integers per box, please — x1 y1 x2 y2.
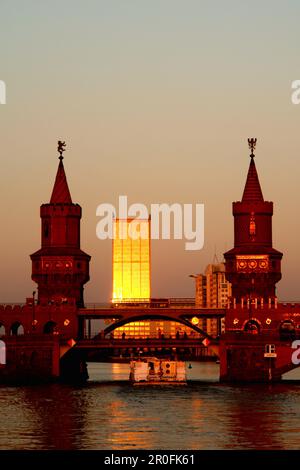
111 218 197 339
111 217 150 338
192 262 232 336
195 262 232 308
112 218 151 302
111 318 199 340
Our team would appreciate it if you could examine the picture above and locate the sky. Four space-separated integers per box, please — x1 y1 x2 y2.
0 0 300 302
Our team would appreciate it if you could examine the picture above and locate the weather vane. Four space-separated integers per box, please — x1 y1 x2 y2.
57 140 66 160
248 138 257 158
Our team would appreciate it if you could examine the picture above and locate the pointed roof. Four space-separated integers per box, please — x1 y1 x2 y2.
50 158 72 204
242 155 264 203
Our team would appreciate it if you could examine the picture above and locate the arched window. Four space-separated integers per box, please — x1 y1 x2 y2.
0 340 6 365
44 221 49 239
0 323 5 336
43 321 57 334
279 321 296 341
244 320 260 334
10 322 24 336
249 212 256 238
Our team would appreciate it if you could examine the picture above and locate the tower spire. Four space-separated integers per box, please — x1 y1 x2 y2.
50 140 72 204
242 138 264 202
31 141 91 307
248 137 257 159
58 140 66 161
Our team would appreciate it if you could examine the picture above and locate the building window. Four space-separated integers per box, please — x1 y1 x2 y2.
44 221 49 239
249 212 256 238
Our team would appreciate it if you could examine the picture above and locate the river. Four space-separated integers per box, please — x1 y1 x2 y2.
1 362 300 450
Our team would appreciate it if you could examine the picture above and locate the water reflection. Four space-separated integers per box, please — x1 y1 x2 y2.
1 362 300 449
224 386 284 449
20 384 88 449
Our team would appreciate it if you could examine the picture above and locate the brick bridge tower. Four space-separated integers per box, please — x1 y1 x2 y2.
224 138 283 308
219 139 299 382
31 142 91 308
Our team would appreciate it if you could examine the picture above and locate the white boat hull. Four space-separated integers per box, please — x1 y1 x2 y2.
130 358 187 384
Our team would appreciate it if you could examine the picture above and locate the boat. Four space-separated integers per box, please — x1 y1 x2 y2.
129 357 187 385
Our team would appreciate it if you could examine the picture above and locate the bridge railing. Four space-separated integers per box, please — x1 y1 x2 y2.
0 303 26 307
77 337 210 347
84 298 199 309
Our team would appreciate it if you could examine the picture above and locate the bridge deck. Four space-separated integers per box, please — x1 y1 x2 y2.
76 338 214 349
77 307 226 318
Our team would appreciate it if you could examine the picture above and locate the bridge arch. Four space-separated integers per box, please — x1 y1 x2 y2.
243 319 261 334
103 314 213 339
10 322 24 336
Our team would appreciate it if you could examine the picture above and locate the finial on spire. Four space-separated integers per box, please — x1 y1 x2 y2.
57 140 66 161
248 138 257 159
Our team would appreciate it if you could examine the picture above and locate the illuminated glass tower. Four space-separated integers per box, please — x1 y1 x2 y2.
112 218 151 302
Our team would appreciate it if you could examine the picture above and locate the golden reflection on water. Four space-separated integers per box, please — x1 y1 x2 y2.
106 400 155 449
1 363 300 449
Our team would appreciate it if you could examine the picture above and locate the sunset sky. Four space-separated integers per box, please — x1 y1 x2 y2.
1 0 300 302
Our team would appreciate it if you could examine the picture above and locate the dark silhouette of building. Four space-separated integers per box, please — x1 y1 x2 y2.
1 138 300 384
224 140 282 305
31 151 90 308
220 140 298 382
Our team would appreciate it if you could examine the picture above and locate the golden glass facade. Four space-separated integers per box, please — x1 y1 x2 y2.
110 320 200 339
112 218 150 302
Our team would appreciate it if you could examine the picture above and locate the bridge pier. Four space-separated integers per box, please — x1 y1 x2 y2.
59 348 89 383
219 333 297 382
0 335 90 384
0 335 60 384
220 334 278 382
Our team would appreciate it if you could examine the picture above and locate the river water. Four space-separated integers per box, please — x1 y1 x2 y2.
1 362 300 450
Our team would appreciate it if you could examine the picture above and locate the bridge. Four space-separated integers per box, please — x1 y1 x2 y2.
2 139 300 384
76 338 208 349
77 306 226 340
76 337 214 358
0 302 224 383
